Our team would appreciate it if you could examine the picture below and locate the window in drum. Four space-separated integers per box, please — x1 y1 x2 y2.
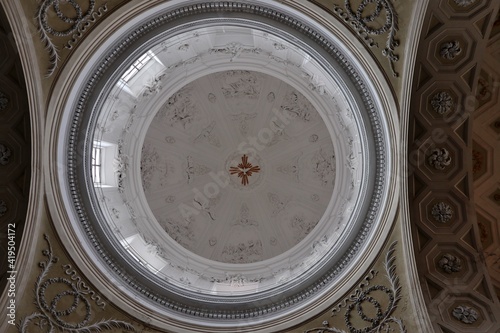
92 144 102 186
121 50 155 82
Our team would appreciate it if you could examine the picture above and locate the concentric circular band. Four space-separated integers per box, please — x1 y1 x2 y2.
53 1 396 330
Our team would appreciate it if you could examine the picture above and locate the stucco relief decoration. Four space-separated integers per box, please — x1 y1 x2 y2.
230 112 257 136
0 91 8 111
428 148 452 170
268 192 291 216
304 242 406 333
156 86 198 129
0 144 12 165
431 202 453 223
185 156 210 184
438 253 462 273
166 56 201 72
110 110 119 121
178 44 189 51
140 144 160 191
111 208 119 219
209 42 262 61
454 0 477 7
233 203 259 226
225 274 247 287
302 71 328 95
142 74 166 98
267 92 276 102
179 276 191 285
208 93 216 103
160 217 195 250
290 213 318 243
440 41 461 60
140 143 176 191
36 0 108 76
113 154 128 194
312 235 329 254
123 109 136 133
312 149 336 186
431 91 454 115
281 91 313 122
222 240 263 263
277 153 301 182
332 0 400 77
220 70 261 99
193 121 221 147
452 305 478 324
0 200 7 217
20 235 136 332
193 194 219 221
265 120 288 147
209 273 265 286
273 42 286 50
269 54 295 67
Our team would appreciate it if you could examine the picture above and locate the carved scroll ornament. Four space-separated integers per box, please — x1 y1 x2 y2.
304 242 406 333
19 235 136 333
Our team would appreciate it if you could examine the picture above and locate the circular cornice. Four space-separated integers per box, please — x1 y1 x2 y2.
44 1 400 331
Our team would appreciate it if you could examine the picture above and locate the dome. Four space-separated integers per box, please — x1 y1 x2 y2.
140 69 336 264
48 1 398 331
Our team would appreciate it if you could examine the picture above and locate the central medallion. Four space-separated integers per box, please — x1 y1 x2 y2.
225 151 264 190
229 154 261 186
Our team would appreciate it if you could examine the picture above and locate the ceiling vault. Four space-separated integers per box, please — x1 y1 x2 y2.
408 0 500 332
0 0 499 333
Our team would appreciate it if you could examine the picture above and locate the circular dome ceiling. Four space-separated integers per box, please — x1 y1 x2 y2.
142 70 335 264
47 2 398 332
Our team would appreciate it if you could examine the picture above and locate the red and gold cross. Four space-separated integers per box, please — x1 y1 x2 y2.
229 154 261 186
